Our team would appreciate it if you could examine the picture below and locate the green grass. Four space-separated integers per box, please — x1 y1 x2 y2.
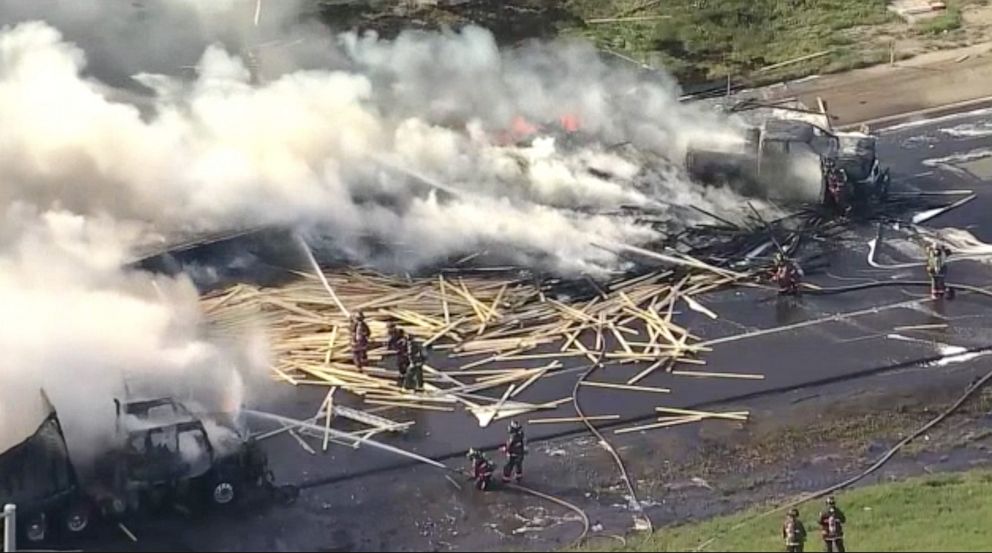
917 7 964 35
562 0 898 83
586 469 992 552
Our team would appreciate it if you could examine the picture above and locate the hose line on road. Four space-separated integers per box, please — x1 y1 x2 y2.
442 467 591 548
804 279 992 298
693 364 992 551
572 346 655 534
505 482 591 548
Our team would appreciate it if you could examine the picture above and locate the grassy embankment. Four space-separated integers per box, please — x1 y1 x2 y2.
562 0 978 85
588 469 992 552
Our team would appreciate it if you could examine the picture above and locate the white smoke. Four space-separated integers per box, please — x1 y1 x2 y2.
0 0 312 88
0 3 756 460
0 20 749 274
0 207 260 464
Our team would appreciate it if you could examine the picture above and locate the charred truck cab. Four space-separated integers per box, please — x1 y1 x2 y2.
0 413 91 544
836 131 890 202
687 118 889 207
93 397 272 519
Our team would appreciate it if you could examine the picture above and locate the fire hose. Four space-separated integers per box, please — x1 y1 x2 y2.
446 469 590 548
572 347 654 534
802 280 992 299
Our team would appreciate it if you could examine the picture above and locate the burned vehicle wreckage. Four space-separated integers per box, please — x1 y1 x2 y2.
687 115 890 208
0 394 292 545
90 397 279 516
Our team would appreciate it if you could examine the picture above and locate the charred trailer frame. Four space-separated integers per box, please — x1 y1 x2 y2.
0 414 92 545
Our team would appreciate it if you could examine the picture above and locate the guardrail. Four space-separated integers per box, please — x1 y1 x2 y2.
2 504 15 553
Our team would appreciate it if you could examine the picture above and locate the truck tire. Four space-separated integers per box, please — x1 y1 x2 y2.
64 502 91 534
210 480 238 506
25 513 47 543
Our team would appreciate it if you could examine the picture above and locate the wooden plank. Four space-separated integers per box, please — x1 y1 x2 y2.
529 415 620 424
481 384 517 428
272 365 299 385
363 400 455 412
501 352 590 361
246 409 448 469
324 325 338 366
424 317 468 347
294 233 351 316
322 388 336 452
609 322 634 354
671 370 765 380
683 294 718 320
654 407 749 421
580 381 671 394
203 285 244 315
614 416 704 435
439 275 450 325
510 369 547 398
477 283 508 335
289 429 317 455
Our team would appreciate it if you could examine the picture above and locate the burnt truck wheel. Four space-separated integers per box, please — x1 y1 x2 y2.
211 480 237 506
65 503 91 534
25 514 48 543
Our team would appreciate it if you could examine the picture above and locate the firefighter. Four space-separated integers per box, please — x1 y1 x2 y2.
386 321 401 350
502 420 526 483
772 252 803 296
466 448 495 491
783 508 808 553
403 339 426 391
819 497 847 553
389 327 411 386
926 241 951 300
825 163 850 214
349 311 371 371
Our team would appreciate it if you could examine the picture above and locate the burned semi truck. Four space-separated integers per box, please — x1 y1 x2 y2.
687 118 889 206
1 393 279 545
0 397 91 543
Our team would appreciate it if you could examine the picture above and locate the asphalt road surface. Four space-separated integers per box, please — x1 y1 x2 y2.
243 106 992 491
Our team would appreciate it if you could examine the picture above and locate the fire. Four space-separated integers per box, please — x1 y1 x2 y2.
511 115 540 137
492 113 581 146
560 113 581 133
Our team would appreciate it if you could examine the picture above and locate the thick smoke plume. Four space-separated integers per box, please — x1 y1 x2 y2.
0 19 748 274
0 207 261 463
0 1 755 458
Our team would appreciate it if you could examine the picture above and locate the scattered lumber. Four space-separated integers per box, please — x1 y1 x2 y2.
203 228 782 443
614 415 704 435
655 407 750 421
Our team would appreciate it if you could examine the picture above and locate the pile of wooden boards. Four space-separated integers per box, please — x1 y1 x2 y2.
202 263 762 432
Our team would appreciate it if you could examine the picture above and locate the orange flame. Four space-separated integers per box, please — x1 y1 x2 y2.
510 116 540 138
560 113 581 133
